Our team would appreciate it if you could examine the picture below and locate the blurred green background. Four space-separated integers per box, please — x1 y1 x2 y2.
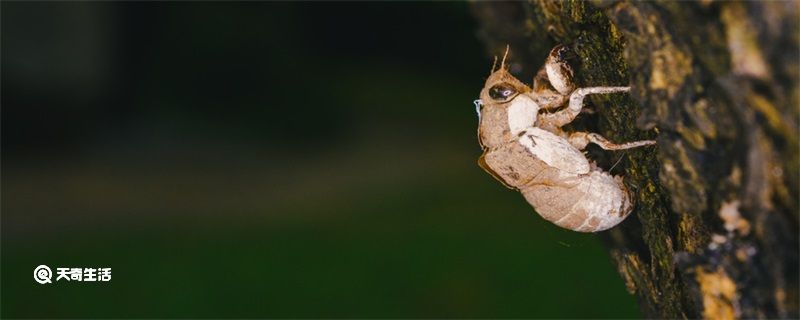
1 2 639 318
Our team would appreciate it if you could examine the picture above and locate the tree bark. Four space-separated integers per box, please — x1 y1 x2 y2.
470 1 798 319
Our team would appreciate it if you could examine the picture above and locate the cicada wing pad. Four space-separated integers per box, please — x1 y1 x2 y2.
478 153 516 190
518 128 590 175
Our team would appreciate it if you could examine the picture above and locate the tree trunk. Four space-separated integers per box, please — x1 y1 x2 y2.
470 1 798 319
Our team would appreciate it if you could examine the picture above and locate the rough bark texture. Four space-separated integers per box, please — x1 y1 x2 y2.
471 1 798 319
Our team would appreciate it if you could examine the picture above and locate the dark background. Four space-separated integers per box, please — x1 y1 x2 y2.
1 2 638 318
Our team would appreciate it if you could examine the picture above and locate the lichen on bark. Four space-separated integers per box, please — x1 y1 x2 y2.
471 1 798 318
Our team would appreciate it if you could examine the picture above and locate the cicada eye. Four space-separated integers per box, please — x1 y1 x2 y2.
489 84 518 102
554 45 569 60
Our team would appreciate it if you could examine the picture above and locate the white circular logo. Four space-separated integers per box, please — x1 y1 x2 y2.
34 265 52 284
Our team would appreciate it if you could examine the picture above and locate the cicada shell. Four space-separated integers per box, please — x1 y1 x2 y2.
476 45 655 232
